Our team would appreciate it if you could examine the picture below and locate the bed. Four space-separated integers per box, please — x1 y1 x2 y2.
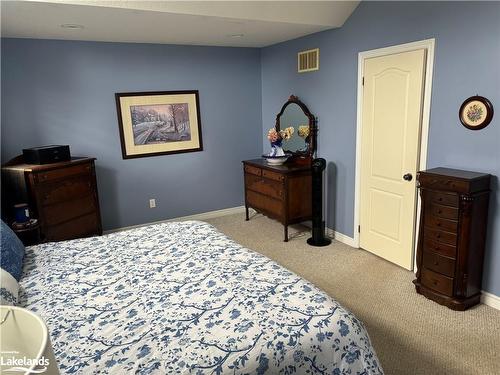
19 221 383 374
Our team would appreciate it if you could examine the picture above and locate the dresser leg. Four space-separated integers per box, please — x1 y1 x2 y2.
245 206 249 221
284 225 288 242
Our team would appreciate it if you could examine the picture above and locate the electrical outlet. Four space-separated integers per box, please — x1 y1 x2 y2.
149 198 156 208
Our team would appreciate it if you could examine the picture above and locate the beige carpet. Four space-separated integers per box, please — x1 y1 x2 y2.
205 213 500 375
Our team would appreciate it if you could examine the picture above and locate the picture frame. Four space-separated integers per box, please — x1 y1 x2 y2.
115 90 203 159
459 95 494 130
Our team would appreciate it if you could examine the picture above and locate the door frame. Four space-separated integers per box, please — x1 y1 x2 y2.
353 38 435 270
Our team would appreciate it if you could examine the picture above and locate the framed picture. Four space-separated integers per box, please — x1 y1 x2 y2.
459 95 494 130
115 90 203 159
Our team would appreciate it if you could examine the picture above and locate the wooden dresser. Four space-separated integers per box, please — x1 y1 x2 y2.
243 159 311 241
2 156 102 243
413 168 490 310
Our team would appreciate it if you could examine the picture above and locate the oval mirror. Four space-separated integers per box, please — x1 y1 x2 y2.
275 95 316 161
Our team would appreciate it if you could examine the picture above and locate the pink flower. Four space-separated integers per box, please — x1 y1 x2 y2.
267 128 279 142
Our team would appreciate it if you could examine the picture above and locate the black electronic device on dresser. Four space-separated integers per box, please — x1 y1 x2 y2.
413 168 491 310
23 145 71 164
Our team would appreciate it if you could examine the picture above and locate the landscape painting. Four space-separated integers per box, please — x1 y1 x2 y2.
130 103 191 145
116 90 203 159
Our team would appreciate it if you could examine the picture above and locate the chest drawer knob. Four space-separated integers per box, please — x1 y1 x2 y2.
434 261 439 266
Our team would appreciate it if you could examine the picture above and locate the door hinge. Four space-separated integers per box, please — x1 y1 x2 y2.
362 77 364 86
358 225 361 233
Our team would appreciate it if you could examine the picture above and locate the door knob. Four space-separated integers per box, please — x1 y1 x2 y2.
403 173 413 181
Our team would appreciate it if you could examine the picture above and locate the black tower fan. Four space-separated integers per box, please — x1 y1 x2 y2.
307 158 331 246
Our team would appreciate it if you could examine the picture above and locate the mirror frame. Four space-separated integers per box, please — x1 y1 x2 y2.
275 95 317 161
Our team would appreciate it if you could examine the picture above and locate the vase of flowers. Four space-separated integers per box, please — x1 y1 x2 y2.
264 127 294 164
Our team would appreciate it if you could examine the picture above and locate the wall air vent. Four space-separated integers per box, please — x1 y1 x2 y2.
298 48 319 73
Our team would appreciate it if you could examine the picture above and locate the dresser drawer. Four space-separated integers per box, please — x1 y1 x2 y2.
246 190 283 217
418 174 469 193
428 191 459 207
421 268 454 296
424 227 457 246
245 174 284 200
423 251 455 277
35 163 92 183
424 212 458 233
38 177 94 206
262 169 285 182
244 165 261 176
45 212 100 242
423 238 456 258
43 195 97 226
428 202 458 220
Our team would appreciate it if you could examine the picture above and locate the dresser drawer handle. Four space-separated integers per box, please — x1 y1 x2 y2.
434 261 439 266
438 210 442 214
433 280 438 286
436 233 441 238
437 222 441 227
438 197 443 201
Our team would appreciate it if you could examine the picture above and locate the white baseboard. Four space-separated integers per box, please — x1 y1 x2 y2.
481 291 500 311
300 222 357 248
326 228 358 248
104 206 245 234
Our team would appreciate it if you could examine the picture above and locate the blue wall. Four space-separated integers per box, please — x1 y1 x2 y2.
261 1 500 295
1 39 262 230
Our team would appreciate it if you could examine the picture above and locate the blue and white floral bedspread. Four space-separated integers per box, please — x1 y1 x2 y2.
19 221 383 374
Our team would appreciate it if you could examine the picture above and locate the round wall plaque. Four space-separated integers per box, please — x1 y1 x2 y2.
459 95 494 130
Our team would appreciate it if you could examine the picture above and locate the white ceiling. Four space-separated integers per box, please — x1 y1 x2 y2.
1 1 360 47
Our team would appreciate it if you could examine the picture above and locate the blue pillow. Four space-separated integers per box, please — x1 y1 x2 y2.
0 221 25 281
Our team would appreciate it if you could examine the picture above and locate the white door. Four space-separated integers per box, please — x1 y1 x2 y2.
359 49 426 270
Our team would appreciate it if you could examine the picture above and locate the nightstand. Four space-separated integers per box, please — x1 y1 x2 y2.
12 220 41 246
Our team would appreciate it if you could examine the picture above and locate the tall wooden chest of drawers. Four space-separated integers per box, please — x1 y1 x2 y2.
243 159 311 241
2 156 102 243
413 168 490 310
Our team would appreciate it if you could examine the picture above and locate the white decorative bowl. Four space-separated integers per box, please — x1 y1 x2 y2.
263 155 289 165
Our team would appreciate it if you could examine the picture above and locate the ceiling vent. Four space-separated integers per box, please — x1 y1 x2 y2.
298 48 319 73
